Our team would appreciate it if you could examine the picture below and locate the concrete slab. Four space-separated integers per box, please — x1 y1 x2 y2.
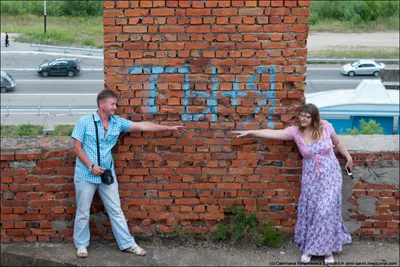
1 239 399 266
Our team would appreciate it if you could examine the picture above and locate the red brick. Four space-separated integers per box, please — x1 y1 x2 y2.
291 7 309 16
1 153 15 160
125 9 149 16
150 8 175 16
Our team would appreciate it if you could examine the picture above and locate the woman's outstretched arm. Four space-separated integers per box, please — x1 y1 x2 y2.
231 129 292 140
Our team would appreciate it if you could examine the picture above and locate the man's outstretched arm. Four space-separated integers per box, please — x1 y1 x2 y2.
129 121 186 135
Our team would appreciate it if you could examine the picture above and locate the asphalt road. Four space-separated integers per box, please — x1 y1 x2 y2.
2 66 378 95
1 67 376 105
0 52 395 126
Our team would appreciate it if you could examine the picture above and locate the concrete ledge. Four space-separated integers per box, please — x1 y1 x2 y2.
341 135 399 152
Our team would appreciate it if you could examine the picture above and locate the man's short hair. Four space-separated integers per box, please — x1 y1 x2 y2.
97 89 117 107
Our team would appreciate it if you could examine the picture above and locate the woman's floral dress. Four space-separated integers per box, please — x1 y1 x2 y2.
285 120 352 255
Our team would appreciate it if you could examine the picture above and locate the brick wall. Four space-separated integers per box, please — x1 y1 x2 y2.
101 0 310 234
1 1 398 244
1 137 399 243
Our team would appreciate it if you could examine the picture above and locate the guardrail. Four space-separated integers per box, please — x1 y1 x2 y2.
307 58 399 63
30 44 103 55
28 44 400 63
2 106 97 116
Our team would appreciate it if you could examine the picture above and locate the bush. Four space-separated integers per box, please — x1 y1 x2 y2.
310 1 399 24
254 219 284 248
341 119 384 135
213 206 284 247
309 12 319 26
214 223 228 241
0 0 103 17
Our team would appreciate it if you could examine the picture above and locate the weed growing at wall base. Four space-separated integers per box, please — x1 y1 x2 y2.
213 206 284 248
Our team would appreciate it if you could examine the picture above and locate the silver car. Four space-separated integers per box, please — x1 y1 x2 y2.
341 60 385 77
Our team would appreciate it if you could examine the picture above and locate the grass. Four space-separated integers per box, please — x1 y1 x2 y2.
0 124 74 136
310 16 399 33
0 14 103 48
308 48 399 59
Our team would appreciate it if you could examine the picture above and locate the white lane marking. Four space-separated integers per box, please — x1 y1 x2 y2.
307 68 340 70
1 51 103 59
1 68 103 71
15 79 103 83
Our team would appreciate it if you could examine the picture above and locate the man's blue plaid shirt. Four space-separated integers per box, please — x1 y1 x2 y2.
71 111 132 184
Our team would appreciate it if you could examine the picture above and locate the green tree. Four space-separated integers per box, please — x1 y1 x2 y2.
344 119 384 135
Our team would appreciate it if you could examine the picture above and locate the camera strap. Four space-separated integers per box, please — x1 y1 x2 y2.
92 115 113 169
92 115 101 168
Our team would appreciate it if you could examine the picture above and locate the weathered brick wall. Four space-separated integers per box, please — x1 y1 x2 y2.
0 137 399 242
1 1 399 244
102 0 309 231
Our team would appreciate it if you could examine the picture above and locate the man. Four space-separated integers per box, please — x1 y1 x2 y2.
5 32 9 47
71 89 185 258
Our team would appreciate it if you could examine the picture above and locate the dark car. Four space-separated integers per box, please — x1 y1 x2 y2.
37 58 81 77
1 71 16 93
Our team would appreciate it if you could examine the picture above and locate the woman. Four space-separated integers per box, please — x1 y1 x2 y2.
232 103 352 264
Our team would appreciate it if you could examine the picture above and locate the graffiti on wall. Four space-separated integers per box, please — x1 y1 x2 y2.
129 66 276 128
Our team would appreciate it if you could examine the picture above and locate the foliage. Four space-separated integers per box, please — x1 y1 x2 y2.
0 0 103 17
311 1 399 23
213 206 284 247
228 206 259 241
164 225 187 239
340 119 384 135
0 124 75 136
310 1 399 32
254 218 284 247
213 223 228 241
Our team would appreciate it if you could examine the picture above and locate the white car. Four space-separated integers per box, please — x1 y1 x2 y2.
341 60 385 77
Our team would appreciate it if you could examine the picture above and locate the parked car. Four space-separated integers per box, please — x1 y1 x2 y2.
341 59 385 77
37 58 81 77
1 71 16 93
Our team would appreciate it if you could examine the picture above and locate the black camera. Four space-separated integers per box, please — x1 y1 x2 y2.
101 169 114 185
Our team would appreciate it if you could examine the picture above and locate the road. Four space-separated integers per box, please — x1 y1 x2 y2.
2 65 379 95
0 52 396 126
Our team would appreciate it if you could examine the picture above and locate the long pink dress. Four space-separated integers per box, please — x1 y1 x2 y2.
285 120 352 255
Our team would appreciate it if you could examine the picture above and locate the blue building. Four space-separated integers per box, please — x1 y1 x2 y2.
306 80 399 135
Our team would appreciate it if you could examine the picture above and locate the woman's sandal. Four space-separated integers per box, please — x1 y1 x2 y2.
124 244 147 256
324 255 334 265
77 247 88 258
300 254 312 263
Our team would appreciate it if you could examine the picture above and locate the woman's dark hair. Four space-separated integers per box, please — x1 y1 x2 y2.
298 103 323 140
97 89 117 107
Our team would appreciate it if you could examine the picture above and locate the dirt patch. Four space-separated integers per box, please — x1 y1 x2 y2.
308 32 399 51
